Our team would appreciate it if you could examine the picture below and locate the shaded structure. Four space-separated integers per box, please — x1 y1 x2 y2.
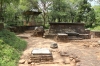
8 10 42 33
23 10 42 26
23 10 41 16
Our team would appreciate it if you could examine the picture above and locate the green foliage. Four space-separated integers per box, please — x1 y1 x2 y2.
0 29 27 51
93 5 100 24
90 25 100 31
44 24 50 29
50 0 71 22
0 29 27 66
0 40 20 66
0 0 99 27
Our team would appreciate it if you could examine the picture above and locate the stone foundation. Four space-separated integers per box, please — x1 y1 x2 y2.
30 48 53 62
91 31 100 38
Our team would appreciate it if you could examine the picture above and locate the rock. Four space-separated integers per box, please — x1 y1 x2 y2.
83 44 89 48
19 59 25 64
75 58 80 63
31 62 35 66
28 59 32 64
70 59 76 66
98 40 100 45
62 57 70 64
89 45 94 48
76 63 80 66
50 43 58 49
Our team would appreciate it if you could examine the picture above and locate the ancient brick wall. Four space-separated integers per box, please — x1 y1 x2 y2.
49 23 86 34
9 25 43 33
91 31 100 38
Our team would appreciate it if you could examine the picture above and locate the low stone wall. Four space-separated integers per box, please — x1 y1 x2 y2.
44 34 56 39
48 23 91 39
49 23 86 34
0 23 4 30
85 29 91 34
9 25 43 33
91 31 100 38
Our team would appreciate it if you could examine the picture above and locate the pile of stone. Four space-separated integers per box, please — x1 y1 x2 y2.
83 41 100 48
30 48 53 63
32 26 44 37
59 51 80 66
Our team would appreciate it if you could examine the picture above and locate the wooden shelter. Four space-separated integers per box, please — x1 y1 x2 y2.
23 10 41 16
23 10 42 26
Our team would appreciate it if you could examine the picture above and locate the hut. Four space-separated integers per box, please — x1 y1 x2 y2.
23 10 42 26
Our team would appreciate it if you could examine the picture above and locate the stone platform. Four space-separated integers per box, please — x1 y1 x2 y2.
30 48 53 62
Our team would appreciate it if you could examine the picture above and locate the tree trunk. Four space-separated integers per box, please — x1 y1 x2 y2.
58 17 61 22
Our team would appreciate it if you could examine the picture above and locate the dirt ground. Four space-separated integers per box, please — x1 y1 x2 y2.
17 32 100 66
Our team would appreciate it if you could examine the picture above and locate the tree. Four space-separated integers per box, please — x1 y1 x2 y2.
0 0 19 22
93 5 100 25
76 0 95 24
50 0 72 22
19 0 52 26
38 0 51 26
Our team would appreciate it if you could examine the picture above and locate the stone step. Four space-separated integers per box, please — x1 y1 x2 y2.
68 36 83 40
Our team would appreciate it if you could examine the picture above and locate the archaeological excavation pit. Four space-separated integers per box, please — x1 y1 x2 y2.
30 48 53 63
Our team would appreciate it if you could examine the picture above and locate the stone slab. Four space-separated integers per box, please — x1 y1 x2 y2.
32 48 51 55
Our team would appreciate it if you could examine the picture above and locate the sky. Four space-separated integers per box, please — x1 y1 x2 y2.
88 0 99 6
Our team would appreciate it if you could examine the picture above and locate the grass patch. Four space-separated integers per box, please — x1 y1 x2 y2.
90 26 100 31
0 29 27 51
0 29 27 66
0 40 20 66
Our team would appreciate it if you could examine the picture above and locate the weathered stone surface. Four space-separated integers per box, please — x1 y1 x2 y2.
19 59 25 64
55 33 68 42
62 57 70 64
70 59 76 66
31 48 53 62
98 40 100 45
91 31 100 38
50 43 58 49
27 59 32 64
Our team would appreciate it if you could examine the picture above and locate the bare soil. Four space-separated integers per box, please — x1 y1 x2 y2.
17 32 100 66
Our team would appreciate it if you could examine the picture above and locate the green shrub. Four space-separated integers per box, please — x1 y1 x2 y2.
90 26 100 31
0 29 27 51
0 40 20 66
44 24 50 29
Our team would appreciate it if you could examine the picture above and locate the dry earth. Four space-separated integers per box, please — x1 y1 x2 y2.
17 32 100 66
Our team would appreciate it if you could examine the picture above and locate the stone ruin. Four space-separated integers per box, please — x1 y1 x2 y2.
30 48 53 63
32 26 44 37
45 23 91 41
